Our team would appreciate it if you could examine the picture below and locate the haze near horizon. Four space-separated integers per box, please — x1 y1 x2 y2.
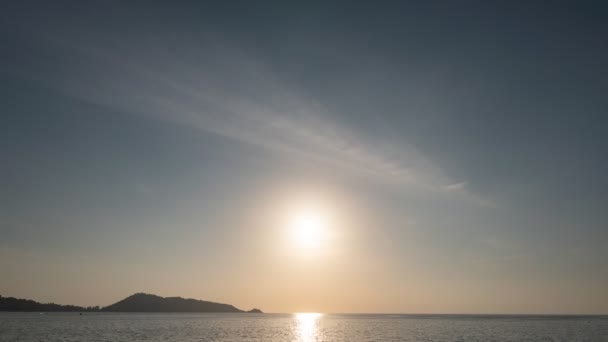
1 1 607 314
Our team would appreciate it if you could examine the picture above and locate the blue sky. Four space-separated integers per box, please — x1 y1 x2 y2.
1 2 607 313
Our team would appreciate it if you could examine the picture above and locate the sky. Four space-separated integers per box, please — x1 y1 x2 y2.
1 1 607 314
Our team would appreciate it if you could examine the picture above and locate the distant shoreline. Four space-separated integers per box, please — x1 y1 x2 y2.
0 312 606 319
0 293 263 314
2 295 606 316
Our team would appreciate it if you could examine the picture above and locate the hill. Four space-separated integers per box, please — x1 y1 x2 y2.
102 293 249 312
0 295 98 312
0 293 262 313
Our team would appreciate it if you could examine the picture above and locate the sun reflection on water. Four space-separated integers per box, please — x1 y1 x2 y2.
294 313 322 342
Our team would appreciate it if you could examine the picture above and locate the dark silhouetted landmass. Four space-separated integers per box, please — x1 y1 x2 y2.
0 295 99 312
101 293 251 312
0 293 262 313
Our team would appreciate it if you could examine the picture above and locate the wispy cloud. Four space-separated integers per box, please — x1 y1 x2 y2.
444 182 468 192
32 33 469 194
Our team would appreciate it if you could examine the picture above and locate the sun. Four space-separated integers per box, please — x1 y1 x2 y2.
289 208 329 250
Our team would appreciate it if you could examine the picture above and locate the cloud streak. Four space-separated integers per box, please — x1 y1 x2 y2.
31 32 468 194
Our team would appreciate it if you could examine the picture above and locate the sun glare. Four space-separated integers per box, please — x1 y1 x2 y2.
289 208 329 250
294 313 322 342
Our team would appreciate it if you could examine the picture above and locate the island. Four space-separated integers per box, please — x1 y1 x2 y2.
0 293 263 313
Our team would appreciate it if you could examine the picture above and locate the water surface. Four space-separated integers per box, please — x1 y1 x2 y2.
1 312 606 341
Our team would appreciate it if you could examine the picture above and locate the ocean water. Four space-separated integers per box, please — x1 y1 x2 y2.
0 312 607 342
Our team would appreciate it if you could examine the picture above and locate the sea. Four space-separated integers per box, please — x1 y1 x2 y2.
1 312 607 342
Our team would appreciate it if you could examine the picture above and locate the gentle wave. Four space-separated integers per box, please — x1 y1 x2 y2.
1 312 607 342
